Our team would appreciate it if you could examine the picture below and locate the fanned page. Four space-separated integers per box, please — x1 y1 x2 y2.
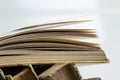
0 20 109 67
13 20 91 31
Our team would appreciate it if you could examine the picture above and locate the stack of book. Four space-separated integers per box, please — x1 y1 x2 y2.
0 20 109 80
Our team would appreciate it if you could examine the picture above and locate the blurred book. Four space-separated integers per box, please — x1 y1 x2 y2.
39 63 81 80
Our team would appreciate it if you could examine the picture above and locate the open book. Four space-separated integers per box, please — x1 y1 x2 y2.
0 64 80 80
0 20 109 67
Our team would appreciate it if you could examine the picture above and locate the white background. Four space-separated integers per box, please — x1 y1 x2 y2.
0 0 119 80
